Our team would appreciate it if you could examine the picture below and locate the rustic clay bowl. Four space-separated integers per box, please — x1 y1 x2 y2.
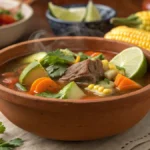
0 37 150 141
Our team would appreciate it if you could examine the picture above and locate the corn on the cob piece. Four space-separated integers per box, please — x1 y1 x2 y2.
111 11 150 31
86 84 113 96
104 26 150 51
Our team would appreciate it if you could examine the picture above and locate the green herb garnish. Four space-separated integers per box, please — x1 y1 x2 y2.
0 138 23 150
77 52 89 61
91 54 105 61
41 50 75 67
0 122 23 150
46 64 67 78
0 122 5 134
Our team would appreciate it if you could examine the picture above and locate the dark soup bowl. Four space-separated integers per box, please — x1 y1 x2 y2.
0 37 150 141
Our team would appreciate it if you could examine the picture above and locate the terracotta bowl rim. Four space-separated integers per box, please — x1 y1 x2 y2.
0 36 150 105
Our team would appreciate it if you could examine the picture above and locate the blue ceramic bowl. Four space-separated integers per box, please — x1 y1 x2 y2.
46 4 116 36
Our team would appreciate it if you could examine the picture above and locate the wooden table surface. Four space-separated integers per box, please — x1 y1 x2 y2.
22 0 143 41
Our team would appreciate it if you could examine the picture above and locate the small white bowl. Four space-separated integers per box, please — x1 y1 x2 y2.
0 0 33 48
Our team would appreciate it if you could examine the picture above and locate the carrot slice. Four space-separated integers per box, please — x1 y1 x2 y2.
115 74 142 91
91 52 101 57
30 77 48 94
84 51 95 56
84 51 101 57
34 78 59 94
114 74 124 86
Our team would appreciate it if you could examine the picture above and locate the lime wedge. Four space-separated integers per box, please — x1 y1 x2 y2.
85 1 101 22
110 47 147 78
49 2 86 22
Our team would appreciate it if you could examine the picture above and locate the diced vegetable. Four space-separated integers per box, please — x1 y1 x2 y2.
115 74 142 91
20 52 47 64
84 51 95 56
59 82 85 99
0 14 15 25
40 49 75 67
102 59 109 71
104 69 118 80
15 83 27 92
30 77 59 94
19 61 48 86
46 64 67 78
91 52 101 57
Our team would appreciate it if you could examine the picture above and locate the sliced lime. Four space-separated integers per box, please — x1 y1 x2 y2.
85 1 101 22
110 47 147 78
48 2 86 22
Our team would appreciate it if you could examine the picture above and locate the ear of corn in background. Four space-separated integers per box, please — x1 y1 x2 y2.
104 26 150 51
111 11 150 32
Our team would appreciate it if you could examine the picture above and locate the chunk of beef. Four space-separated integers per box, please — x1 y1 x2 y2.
59 59 104 83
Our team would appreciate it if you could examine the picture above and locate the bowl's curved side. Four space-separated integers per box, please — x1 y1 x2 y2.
0 37 150 140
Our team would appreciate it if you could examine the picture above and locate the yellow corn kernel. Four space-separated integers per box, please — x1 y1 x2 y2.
88 84 94 89
102 59 109 71
94 85 99 90
98 86 104 92
104 26 150 51
136 11 150 32
103 89 112 95
109 63 117 70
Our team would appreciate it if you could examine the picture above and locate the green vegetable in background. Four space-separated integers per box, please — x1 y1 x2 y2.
46 64 67 78
0 9 10 15
0 122 23 150
14 12 24 21
40 50 75 67
0 122 5 134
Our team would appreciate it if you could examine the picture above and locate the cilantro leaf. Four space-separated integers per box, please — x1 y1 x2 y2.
0 138 23 150
46 64 67 78
0 122 5 134
91 54 105 61
41 50 75 67
77 52 89 61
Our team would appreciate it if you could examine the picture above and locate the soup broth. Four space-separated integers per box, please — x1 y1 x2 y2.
0 48 149 100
